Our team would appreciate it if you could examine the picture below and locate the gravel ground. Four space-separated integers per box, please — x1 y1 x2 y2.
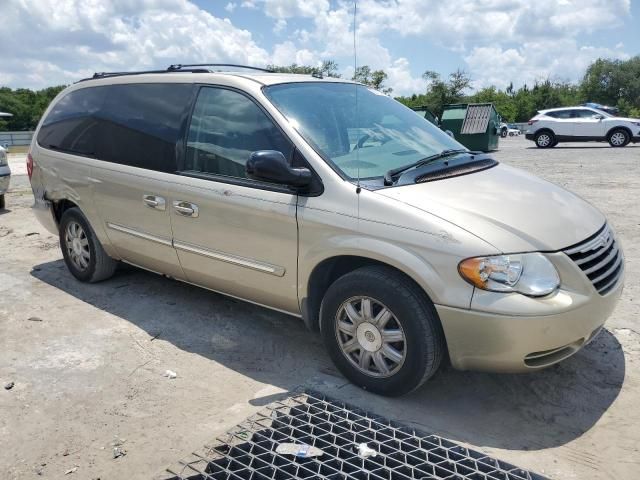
1 136 639 479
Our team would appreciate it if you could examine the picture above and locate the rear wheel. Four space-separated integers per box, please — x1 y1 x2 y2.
59 207 117 283
320 266 444 396
608 129 630 147
535 131 555 148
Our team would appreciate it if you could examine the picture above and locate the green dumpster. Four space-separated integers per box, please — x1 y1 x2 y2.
410 105 439 126
440 103 501 152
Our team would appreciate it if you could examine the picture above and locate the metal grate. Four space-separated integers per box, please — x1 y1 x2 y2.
563 223 624 295
161 391 549 480
460 105 493 134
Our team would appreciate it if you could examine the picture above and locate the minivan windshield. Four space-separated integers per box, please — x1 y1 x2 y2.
264 82 464 180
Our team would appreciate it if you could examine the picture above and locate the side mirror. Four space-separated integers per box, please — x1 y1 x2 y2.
246 150 312 188
594 114 604 120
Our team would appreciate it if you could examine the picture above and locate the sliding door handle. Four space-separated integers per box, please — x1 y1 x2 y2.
143 194 166 211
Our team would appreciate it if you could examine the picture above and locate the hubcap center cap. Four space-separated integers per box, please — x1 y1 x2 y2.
356 322 382 352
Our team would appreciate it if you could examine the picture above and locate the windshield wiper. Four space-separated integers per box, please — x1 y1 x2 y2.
383 149 468 186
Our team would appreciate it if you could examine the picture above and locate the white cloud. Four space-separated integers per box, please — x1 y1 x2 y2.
271 41 315 66
0 0 270 88
0 0 633 94
259 0 632 91
262 0 330 19
274 18 287 34
386 58 424 96
465 40 631 89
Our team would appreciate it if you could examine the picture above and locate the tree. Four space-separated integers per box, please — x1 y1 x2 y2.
400 69 472 118
581 56 640 115
266 60 341 78
352 66 393 95
0 85 66 131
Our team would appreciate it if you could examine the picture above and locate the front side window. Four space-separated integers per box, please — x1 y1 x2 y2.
264 82 463 180
184 87 292 179
573 109 600 119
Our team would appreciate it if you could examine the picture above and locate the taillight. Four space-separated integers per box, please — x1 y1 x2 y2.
27 153 34 179
527 119 538 125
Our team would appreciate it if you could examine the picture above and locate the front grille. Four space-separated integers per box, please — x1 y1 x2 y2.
162 391 548 480
563 224 623 295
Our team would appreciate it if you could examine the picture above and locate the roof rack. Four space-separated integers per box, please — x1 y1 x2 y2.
78 64 273 82
168 63 273 73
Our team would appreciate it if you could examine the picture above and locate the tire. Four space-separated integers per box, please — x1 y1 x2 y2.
0 194 5 210
608 128 630 147
59 207 117 283
500 128 508 138
320 266 444 396
535 130 555 148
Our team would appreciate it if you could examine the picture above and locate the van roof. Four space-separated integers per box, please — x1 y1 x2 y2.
78 65 354 87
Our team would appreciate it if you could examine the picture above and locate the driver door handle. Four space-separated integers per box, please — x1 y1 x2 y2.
173 201 199 218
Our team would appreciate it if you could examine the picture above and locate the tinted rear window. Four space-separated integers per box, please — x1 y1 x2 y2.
37 87 108 156
98 84 193 172
38 83 194 172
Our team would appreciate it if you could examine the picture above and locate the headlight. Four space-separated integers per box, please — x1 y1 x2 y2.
458 253 559 297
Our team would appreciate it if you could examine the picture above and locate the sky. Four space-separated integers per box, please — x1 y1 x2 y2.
1 0 638 96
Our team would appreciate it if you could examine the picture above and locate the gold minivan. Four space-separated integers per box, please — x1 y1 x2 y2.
28 66 624 396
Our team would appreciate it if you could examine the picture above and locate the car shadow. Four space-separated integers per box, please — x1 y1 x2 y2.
31 260 626 452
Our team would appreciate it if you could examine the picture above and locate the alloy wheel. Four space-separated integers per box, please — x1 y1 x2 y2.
537 133 551 147
610 132 627 146
335 296 407 377
65 221 90 271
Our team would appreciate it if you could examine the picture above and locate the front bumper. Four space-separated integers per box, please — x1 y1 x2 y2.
524 133 534 141
437 252 624 373
0 166 10 194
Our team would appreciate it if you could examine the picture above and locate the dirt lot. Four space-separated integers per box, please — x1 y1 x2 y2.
1 136 639 479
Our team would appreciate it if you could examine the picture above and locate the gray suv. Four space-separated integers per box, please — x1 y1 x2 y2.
28 66 624 395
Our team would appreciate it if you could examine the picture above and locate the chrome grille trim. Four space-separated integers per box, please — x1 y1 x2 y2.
563 223 623 296
573 234 614 265
582 244 619 275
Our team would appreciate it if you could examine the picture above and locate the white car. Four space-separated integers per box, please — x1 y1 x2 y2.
0 145 11 209
525 106 640 148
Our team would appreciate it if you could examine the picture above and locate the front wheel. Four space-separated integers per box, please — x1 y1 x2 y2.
608 129 630 147
535 131 555 148
0 194 5 210
320 266 444 396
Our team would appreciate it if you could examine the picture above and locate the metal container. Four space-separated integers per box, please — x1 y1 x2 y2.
440 103 501 151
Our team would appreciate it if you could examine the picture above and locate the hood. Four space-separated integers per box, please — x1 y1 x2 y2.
375 163 605 252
